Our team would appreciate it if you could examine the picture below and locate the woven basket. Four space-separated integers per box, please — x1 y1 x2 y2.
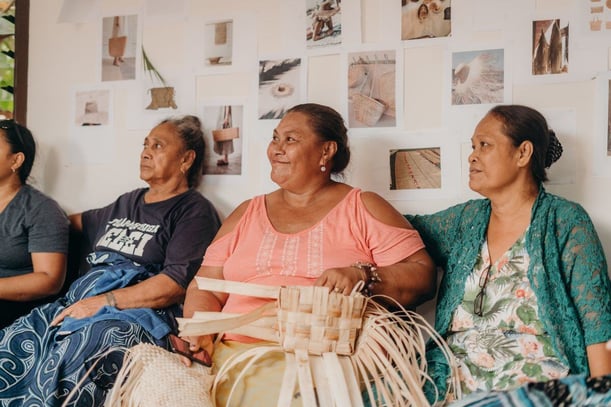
348 64 367 88
105 344 214 407
175 277 461 406
352 93 386 126
108 36 127 58
212 127 239 142
277 286 366 356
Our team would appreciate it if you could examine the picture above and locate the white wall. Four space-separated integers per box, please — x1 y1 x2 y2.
27 0 611 266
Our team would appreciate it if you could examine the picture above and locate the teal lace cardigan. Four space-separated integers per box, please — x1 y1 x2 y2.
406 187 611 400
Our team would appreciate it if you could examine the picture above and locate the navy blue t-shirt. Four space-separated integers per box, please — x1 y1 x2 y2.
81 188 220 288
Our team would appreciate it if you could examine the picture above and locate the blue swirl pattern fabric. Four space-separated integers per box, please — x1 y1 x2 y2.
449 374 611 407
0 252 177 407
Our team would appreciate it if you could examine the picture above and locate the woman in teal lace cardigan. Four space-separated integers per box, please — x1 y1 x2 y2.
407 105 611 405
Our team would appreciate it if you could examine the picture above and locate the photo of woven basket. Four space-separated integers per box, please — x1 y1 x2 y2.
350 58 389 127
353 93 386 127
212 127 239 142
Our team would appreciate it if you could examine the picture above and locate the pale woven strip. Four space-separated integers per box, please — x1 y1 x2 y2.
295 349 317 407
195 276 279 299
278 352 299 406
322 352 354 407
310 356 333 407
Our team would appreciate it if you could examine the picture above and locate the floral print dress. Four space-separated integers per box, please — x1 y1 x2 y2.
445 232 569 395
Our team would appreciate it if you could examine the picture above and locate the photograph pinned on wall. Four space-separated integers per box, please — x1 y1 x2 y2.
532 19 569 76
306 0 342 48
126 72 195 131
74 89 110 127
258 58 302 120
542 108 577 185
201 103 244 176
101 14 138 82
70 85 114 165
204 19 233 67
347 50 396 128
401 0 451 41
593 72 611 176
582 0 611 35
349 131 459 201
451 48 505 106
389 147 441 190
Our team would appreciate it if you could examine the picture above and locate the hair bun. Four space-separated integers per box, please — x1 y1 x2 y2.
545 130 563 168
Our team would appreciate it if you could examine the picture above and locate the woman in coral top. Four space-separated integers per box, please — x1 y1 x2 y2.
182 103 436 406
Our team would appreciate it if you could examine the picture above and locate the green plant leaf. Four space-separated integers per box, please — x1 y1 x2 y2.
142 47 166 86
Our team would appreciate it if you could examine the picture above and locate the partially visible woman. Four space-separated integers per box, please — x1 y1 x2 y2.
0 115 221 406
0 120 69 328
182 103 436 406
407 105 611 405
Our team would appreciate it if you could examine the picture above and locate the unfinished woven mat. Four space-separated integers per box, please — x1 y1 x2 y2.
177 277 460 407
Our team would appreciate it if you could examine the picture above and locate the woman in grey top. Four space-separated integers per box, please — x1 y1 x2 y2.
0 120 69 328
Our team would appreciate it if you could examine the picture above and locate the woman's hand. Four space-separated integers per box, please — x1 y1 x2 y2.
50 295 108 326
314 266 366 295
179 335 215 367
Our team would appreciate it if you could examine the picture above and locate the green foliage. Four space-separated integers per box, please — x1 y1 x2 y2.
142 47 166 86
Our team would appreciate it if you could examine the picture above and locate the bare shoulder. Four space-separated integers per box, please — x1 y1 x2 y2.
213 199 252 241
359 190 411 228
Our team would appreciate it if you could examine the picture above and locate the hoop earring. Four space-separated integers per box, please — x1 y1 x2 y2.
320 165 326 172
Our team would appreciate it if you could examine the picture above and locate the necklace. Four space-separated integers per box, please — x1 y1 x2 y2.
474 240 493 317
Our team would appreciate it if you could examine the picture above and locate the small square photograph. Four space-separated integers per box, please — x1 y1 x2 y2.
451 48 504 106
202 104 243 175
258 58 302 120
401 0 451 41
389 147 441 190
204 19 233 67
101 15 138 82
75 89 110 127
306 0 342 48
532 19 569 76
347 50 396 128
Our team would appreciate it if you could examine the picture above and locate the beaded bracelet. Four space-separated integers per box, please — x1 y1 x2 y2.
351 262 382 296
105 291 118 308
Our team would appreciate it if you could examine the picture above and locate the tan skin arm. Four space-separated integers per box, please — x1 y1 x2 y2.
587 342 611 377
51 273 185 326
181 200 250 366
0 252 67 301
180 200 251 365
69 213 83 232
51 212 186 326
314 191 436 308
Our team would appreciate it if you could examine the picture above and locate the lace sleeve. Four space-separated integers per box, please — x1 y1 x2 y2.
405 200 486 270
562 209 611 345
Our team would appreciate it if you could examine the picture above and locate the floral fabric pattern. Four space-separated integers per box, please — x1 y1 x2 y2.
446 234 569 395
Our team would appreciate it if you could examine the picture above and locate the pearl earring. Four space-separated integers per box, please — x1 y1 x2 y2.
320 165 326 172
